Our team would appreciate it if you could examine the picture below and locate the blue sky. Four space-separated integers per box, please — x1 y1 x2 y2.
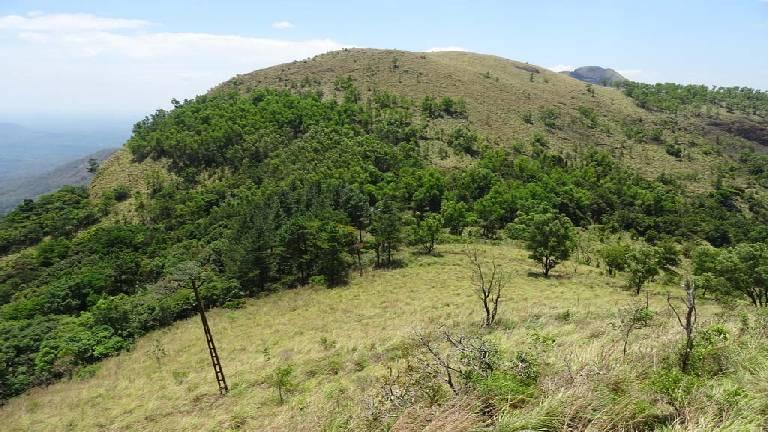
1 0 767 124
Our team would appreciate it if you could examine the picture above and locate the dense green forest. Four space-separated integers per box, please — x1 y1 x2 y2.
2 78 768 403
620 81 768 116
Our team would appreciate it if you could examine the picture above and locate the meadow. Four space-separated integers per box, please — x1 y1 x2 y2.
2 242 764 431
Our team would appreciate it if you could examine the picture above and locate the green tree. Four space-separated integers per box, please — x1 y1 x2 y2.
694 243 768 307
617 303 654 356
314 222 355 286
516 212 577 277
600 241 631 276
626 244 662 295
412 213 443 254
340 186 369 275
370 199 403 267
441 200 473 235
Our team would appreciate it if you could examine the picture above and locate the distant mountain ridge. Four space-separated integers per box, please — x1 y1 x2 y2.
0 122 127 181
561 66 627 86
0 148 117 214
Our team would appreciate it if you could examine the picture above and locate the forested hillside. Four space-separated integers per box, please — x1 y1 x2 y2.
1 49 768 431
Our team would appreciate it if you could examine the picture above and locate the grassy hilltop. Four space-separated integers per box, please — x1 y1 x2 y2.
217 49 719 189
2 49 768 431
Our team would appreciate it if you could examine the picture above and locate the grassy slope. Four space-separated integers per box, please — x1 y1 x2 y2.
217 49 734 190
3 242 757 432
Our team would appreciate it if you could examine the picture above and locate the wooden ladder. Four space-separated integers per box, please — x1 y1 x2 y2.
193 283 229 395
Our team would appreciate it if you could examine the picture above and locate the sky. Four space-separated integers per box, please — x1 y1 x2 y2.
1 0 767 127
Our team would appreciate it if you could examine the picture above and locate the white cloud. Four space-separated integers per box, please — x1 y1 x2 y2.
547 64 575 72
0 13 346 116
617 69 643 79
0 13 148 31
424 46 467 52
271 20 295 29
21 30 342 60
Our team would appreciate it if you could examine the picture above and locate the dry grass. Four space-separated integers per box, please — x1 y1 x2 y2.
88 148 171 223
3 241 758 432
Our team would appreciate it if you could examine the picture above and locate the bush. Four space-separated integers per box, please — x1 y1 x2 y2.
223 299 245 309
665 143 683 158
110 185 131 202
446 127 479 156
474 371 535 408
539 108 559 129
269 364 296 404
649 366 700 412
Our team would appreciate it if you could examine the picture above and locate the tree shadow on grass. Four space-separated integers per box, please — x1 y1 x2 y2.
525 271 573 280
374 259 407 270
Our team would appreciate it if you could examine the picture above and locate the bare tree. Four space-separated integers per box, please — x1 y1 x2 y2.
414 328 498 395
466 248 504 327
616 303 654 356
667 277 697 373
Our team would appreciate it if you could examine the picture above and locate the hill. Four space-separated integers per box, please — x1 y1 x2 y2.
2 49 768 431
0 148 118 215
562 66 627 86
215 49 763 191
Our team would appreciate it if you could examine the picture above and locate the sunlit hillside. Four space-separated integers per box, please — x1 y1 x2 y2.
3 243 765 432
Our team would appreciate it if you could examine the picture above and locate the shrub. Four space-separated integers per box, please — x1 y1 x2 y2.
474 371 535 408
649 366 700 413
269 365 296 404
110 185 131 202
539 108 559 129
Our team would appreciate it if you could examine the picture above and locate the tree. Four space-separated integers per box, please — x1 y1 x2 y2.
516 212 576 277
421 95 439 118
626 244 662 295
466 248 504 327
370 199 402 267
87 158 99 174
314 222 355 286
280 216 317 286
224 194 278 294
412 213 443 254
341 186 370 275
655 239 681 273
399 168 445 214
667 278 697 373
693 243 768 307
441 200 472 236
600 241 631 276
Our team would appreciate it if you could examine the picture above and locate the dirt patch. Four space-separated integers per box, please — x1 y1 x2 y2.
709 118 768 146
